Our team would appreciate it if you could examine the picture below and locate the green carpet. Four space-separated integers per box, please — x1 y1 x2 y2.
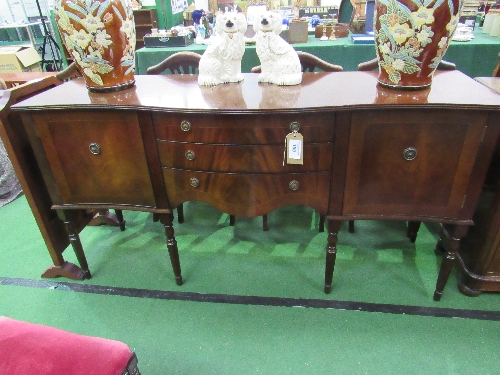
1 195 499 374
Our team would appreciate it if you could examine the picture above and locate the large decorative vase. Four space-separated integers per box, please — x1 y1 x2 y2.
374 0 462 89
54 0 136 92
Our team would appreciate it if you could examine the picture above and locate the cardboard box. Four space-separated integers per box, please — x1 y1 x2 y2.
143 34 194 48
0 46 42 73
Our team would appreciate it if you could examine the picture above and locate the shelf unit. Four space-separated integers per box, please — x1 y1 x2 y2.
134 9 158 50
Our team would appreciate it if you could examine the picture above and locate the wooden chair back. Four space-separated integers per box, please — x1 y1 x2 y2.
357 58 456 71
251 51 343 73
55 62 82 81
493 52 500 77
146 52 202 75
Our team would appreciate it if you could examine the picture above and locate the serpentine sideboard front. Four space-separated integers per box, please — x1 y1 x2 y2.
12 71 500 300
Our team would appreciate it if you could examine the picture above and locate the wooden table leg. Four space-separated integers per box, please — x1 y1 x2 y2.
433 224 469 301
160 213 182 286
324 220 341 294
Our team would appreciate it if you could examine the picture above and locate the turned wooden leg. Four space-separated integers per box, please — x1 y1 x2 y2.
319 214 325 232
324 220 341 294
229 215 236 226
433 224 469 301
407 221 421 243
160 213 182 286
177 203 184 224
262 214 269 231
152 213 160 222
348 220 355 233
114 209 126 231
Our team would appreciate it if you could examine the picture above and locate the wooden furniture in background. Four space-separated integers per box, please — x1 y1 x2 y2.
134 9 158 50
11 71 500 301
251 51 343 74
492 52 500 77
146 51 201 75
455 75 500 296
357 58 457 72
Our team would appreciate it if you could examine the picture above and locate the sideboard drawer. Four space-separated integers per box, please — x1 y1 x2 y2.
157 141 333 172
153 113 334 144
163 169 330 216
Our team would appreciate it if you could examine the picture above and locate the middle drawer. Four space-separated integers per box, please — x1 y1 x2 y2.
157 141 333 173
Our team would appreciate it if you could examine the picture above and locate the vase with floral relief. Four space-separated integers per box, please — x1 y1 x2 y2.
374 0 462 89
54 0 136 92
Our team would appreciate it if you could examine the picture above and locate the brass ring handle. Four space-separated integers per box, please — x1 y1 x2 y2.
289 180 299 191
190 177 199 188
403 147 417 161
180 120 191 132
185 150 195 160
89 143 100 155
289 121 300 132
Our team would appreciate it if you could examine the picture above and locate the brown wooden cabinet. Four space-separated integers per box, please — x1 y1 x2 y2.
133 9 157 50
12 71 500 300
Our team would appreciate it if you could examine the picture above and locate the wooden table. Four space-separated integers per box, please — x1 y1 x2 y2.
12 71 500 300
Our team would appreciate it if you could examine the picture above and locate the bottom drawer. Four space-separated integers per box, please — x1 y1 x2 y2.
163 169 330 217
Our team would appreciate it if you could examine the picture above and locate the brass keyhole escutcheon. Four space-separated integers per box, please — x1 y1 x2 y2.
181 120 191 132
289 180 299 191
403 147 417 161
185 150 195 160
289 121 300 132
190 177 199 188
89 143 100 155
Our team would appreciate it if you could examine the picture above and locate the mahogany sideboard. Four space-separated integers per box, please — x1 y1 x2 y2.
11 71 500 300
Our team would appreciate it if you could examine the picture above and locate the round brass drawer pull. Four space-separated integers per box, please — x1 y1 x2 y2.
180 120 191 132
403 147 417 161
89 143 100 155
185 150 195 160
190 177 199 188
289 180 299 191
289 121 300 132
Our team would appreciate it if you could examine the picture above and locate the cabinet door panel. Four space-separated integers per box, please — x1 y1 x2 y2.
32 111 156 207
343 110 487 218
163 169 330 217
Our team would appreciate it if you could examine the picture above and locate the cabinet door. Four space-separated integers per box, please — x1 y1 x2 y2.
32 111 156 207
343 110 488 219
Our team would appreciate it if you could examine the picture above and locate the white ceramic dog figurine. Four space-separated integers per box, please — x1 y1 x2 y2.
198 13 247 86
254 11 302 86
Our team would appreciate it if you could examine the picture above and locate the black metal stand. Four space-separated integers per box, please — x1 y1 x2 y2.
35 0 63 71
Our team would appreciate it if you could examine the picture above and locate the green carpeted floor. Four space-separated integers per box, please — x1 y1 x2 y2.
1 195 499 374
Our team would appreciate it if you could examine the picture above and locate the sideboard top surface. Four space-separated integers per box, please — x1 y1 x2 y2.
12 71 500 113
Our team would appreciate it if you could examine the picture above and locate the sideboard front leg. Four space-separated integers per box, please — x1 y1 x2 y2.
433 224 468 301
407 221 421 243
160 213 183 286
324 219 341 294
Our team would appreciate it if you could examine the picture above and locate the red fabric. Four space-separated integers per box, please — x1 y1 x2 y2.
0 317 133 375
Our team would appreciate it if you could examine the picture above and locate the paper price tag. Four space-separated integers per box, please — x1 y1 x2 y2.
285 132 303 165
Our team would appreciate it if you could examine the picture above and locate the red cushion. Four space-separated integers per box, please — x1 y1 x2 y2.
0 317 133 375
